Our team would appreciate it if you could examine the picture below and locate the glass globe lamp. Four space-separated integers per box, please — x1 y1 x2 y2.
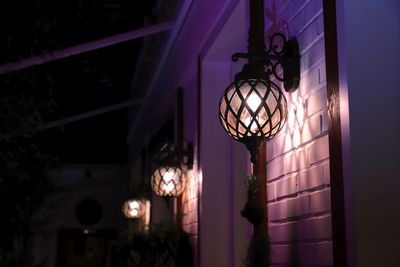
122 199 143 219
151 166 186 197
219 76 287 162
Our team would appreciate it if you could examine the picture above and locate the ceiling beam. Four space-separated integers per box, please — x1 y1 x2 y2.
0 22 174 76
126 0 194 142
44 99 141 130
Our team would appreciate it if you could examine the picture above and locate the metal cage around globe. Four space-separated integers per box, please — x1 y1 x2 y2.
219 78 287 143
151 166 186 197
122 199 143 219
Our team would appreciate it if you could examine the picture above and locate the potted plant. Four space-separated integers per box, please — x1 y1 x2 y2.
241 176 270 267
117 223 193 267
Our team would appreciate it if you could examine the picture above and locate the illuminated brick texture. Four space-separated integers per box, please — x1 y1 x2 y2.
265 0 333 265
181 169 199 264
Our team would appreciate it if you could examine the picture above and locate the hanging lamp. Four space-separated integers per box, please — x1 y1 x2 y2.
151 141 193 197
122 198 144 219
218 0 300 162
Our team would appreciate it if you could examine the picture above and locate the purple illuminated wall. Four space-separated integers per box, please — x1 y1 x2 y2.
265 0 333 265
335 0 400 265
144 0 334 266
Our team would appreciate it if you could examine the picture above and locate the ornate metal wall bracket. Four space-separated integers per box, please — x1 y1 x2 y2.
152 140 194 171
150 141 193 199
232 32 300 93
218 0 300 164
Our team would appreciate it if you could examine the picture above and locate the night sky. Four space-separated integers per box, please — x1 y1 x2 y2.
0 0 157 164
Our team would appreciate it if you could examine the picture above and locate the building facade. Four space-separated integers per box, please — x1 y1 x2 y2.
130 0 400 266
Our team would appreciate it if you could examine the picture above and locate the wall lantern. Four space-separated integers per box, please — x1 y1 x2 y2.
151 142 193 197
122 198 143 219
219 0 300 162
152 165 185 197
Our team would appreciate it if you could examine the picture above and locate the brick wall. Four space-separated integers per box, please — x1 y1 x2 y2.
179 71 200 265
181 168 199 264
265 0 333 266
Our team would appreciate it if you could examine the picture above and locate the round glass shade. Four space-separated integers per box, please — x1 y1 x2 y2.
151 166 185 197
122 199 143 218
219 78 287 142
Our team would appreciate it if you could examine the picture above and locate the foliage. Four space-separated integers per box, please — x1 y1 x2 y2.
0 0 60 63
241 175 271 267
0 248 46 267
0 249 46 267
241 175 264 225
0 68 59 264
243 229 270 267
1 0 61 261
244 175 260 200
118 224 193 267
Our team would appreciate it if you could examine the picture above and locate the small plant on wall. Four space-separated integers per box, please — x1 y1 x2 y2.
241 176 270 267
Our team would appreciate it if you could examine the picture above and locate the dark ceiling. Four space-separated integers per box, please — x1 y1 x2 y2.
0 0 165 164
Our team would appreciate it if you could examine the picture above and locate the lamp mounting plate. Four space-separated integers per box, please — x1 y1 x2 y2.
231 34 300 93
282 38 300 93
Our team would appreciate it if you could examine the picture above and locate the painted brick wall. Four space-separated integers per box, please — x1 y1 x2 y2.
179 71 200 265
265 0 333 266
181 168 199 264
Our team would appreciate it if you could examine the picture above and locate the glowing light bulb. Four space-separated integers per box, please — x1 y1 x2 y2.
244 114 266 133
245 116 258 132
123 199 143 218
151 166 185 197
129 200 140 209
130 209 139 217
246 92 261 112
163 183 175 193
163 171 175 182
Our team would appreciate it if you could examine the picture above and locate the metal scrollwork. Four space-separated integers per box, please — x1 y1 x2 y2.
271 61 285 82
264 33 288 82
266 32 286 55
230 32 300 92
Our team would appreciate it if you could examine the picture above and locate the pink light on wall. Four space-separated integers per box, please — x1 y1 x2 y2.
266 0 333 265
285 92 307 148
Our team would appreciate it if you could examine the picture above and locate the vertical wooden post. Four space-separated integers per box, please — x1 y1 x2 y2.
323 1 348 266
252 142 268 230
176 87 184 226
196 54 202 267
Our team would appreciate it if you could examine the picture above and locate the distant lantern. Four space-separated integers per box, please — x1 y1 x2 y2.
151 166 186 197
122 199 143 219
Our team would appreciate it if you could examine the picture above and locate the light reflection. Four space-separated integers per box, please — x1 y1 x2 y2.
292 126 301 148
287 107 296 129
283 93 306 150
296 103 305 123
